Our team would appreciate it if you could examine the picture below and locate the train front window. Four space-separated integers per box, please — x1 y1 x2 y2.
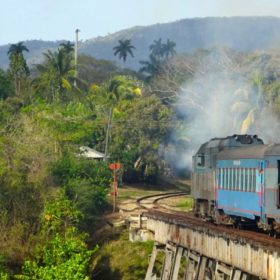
196 154 205 167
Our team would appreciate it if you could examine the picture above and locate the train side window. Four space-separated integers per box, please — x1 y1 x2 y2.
249 169 252 192
225 168 228 189
229 168 231 190
244 169 247 191
220 169 224 189
241 169 244 191
231 168 235 190
253 169 256 192
251 169 255 192
247 168 252 192
232 169 235 190
235 168 238 190
250 169 253 192
245 169 249 192
228 168 231 190
228 168 230 189
224 169 226 189
247 169 250 192
220 168 225 189
236 168 240 190
218 169 221 188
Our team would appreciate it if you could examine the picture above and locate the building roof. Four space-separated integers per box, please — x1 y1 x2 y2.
79 146 105 159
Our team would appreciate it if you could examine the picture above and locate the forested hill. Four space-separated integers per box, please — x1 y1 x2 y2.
1 16 280 69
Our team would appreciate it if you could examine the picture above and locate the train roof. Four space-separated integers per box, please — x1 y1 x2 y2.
196 134 263 155
217 144 280 160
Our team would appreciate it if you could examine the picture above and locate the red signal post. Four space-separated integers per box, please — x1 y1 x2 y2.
109 161 121 212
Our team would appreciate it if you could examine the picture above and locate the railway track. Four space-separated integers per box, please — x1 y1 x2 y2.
129 191 280 279
136 191 189 210
126 190 280 247
145 209 280 251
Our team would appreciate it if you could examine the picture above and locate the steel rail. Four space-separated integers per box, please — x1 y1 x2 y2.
136 191 188 210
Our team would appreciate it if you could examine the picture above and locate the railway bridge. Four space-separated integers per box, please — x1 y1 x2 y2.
129 210 280 280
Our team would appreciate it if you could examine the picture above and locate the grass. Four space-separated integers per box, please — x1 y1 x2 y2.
175 197 194 211
160 196 193 211
91 228 153 280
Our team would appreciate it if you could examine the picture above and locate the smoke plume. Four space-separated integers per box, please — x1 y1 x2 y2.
168 48 280 172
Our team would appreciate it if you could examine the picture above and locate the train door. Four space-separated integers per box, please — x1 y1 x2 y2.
258 161 266 222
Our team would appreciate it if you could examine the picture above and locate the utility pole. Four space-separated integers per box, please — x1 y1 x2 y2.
74 28 80 87
104 107 112 162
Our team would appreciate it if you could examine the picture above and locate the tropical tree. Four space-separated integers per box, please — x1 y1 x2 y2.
139 54 163 80
89 75 141 160
109 94 172 182
7 42 30 96
163 39 176 58
59 41 74 54
113 39 135 62
149 38 176 59
139 39 177 81
149 38 164 58
33 48 75 101
7 41 29 57
0 69 12 99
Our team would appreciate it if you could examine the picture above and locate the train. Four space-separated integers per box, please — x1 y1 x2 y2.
191 134 280 235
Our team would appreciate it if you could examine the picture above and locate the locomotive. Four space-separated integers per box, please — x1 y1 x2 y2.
191 134 280 234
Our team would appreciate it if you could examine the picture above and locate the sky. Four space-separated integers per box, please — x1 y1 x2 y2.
1 0 280 45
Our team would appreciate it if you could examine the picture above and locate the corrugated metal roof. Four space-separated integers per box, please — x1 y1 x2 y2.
217 144 280 160
79 146 105 159
196 134 263 155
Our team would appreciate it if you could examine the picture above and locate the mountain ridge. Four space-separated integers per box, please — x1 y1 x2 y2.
1 16 280 70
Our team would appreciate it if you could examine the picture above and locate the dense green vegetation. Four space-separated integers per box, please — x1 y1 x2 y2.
1 36 280 279
0 39 172 279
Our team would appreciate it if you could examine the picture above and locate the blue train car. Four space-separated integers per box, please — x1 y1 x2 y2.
191 134 263 219
192 135 280 234
216 145 280 233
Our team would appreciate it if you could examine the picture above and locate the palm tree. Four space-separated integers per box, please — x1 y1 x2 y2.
33 49 75 101
59 41 75 54
90 76 140 160
163 39 176 58
149 38 176 59
8 42 29 57
149 38 164 58
139 54 162 80
7 42 30 95
113 39 135 62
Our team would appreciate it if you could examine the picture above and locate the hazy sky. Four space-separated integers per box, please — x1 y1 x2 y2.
1 0 280 45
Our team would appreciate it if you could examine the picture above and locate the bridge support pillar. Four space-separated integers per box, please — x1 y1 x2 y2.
145 242 251 280
215 262 248 280
170 246 183 280
161 243 177 280
145 243 165 280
